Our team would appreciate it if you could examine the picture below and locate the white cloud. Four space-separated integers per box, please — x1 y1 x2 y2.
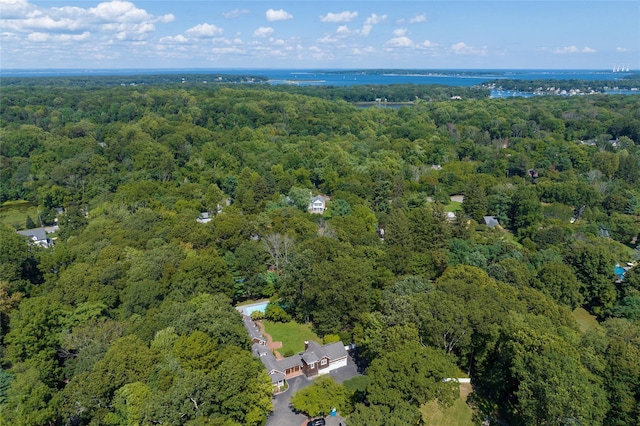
223 8 249 19
27 30 90 42
420 40 437 48
553 45 596 54
320 11 358 23
386 36 413 47
365 13 387 25
0 0 36 19
336 25 351 35
393 28 407 37
0 0 173 41
361 13 387 36
410 14 427 24
211 46 245 54
451 42 487 55
266 9 293 22
353 45 375 55
616 47 628 52
185 23 223 38
254 26 274 37
159 34 188 44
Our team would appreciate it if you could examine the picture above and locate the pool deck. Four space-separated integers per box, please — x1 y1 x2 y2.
235 299 270 316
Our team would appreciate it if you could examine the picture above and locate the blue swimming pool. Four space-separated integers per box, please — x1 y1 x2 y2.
237 300 269 316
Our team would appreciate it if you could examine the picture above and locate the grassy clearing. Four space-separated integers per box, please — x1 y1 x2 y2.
0 200 38 230
262 320 322 354
572 307 602 333
421 383 474 426
444 201 463 212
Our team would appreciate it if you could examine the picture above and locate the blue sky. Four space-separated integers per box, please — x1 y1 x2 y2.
1 0 638 69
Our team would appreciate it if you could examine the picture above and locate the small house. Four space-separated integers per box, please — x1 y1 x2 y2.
308 195 327 214
196 212 212 223
483 216 500 228
17 228 51 248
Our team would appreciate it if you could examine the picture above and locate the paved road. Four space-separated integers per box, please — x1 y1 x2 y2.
266 355 360 426
267 375 311 426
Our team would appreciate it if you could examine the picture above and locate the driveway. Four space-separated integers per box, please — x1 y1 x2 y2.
266 354 361 426
267 375 312 426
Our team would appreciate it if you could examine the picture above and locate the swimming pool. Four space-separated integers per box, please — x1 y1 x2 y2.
236 300 269 316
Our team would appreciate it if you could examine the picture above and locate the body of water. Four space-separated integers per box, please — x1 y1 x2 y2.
2 68 636 85
3 68 638 98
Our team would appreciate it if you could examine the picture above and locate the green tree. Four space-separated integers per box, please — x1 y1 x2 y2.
291 375 349 418
535 261 583 308
366 342 458 409
462 180 488 222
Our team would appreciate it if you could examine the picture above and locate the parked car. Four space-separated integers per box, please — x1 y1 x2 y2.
307 419 326 426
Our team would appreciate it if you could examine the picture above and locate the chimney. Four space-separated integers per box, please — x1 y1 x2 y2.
304 341 309 351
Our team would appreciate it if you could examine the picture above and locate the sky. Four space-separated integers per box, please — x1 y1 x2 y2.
1 0 639 70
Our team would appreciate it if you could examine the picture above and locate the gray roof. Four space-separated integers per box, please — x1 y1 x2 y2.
17 228 48 242
321 341 349 360
243 316 266 343
483 216 500 228
302 340 347 364
301 351 320 364
253 343 302 380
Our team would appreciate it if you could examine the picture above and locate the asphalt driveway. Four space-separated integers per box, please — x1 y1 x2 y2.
266 354 360 426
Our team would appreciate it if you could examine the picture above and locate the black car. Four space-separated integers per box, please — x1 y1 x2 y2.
307 419 326 426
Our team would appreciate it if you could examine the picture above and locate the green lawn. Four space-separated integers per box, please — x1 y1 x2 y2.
421 383 474 426
261 320 322 354
444 201 463 212
572 307 602 333
0 200 39 230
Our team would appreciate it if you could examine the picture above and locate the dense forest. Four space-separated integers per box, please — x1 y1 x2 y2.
1 79 640 425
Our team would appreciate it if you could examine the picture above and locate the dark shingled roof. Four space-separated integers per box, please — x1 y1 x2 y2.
243 316 266 343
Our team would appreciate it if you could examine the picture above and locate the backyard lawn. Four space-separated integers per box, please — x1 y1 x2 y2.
261 320 322 354
0 200 39 229
421 383 474 426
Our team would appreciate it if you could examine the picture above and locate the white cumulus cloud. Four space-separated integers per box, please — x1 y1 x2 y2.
386 36 413 47
410 14 427 24
0 0 173 40
393 28 407 37
451 42 487 55
365 13 387 25
266 9 293 22
254 26 274 37
320 11 358 23
27 30 90 42
185 23 223 38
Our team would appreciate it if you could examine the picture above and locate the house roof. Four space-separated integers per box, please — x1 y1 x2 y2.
17 228 48 242
243 316 266 343
483 216 500 228
321 341 349 360
253 343 303 376
303 340 347 363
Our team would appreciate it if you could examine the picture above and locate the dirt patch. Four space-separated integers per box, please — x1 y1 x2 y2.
460 382 472 399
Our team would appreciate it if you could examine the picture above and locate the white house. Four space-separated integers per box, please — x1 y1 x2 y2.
308 195 327 214
17 228 51 248
196 212 212 223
